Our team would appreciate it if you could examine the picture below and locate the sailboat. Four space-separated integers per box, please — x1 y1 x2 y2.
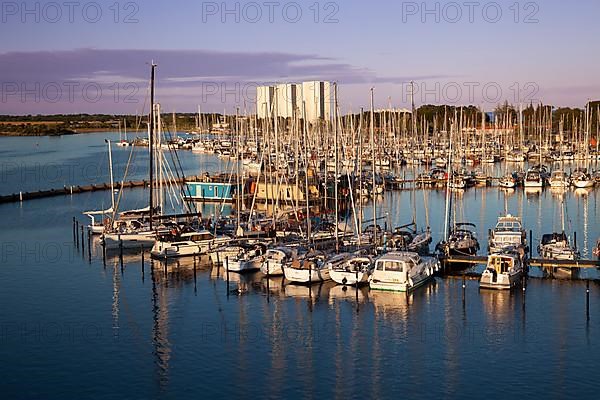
369 251 438 292
538 193 580 278
282 250 330 283
571 168 594 188
549 170 570 187
328 252 374 286
437 223 480 256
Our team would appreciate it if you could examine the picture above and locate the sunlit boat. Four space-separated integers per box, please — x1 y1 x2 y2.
437 222 480 256
83 207 113 235
259 246 298 276
328 253 374 286
480 248 523 290
571 169 594 188
369 252 438 292
498 174 517 188
524 168 543 187
549 170 570 188
150 230 231 258
538 232 579 260
488 214 527 255
225 243 267 272
282 251 330 283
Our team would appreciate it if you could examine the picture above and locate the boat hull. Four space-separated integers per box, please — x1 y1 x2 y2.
479 270 522 290
329 269 370 286
283 266 330 283
103 232 155 250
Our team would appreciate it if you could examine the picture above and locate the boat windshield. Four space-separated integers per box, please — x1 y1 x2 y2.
379 260 404 272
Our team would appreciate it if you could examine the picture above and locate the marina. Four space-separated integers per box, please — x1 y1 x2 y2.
3 2 600 397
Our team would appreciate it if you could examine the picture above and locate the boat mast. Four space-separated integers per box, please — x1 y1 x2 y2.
236 107 243 237
302 101 312 244
149 62 156 230
443 121 453 241
107 139 115 211
333 83 340 252
370 88 377 246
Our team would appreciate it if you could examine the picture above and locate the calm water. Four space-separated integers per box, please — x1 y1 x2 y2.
1 133 599 399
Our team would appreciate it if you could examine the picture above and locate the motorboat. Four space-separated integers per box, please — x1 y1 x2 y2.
480 248 523 290
488 214 527 256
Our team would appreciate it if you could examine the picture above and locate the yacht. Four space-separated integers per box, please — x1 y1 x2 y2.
593 239 600 257
328 253 374 286
259 246 298 276
498 174 517 188
437 222 480 256
480 248 523 290
83 208 113 235
571 169 594 188
524 168 544 187
549 170 570 188
369 252 438 292
224 243 267 273
150 230 231 258
538 232 579 260
282 251 330 283
488 214 527 256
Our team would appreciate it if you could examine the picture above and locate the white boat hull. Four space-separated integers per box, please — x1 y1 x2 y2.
329 269 369 285
283 266 330 283
479 270 522 290
226 256 264 272
103 232 155 250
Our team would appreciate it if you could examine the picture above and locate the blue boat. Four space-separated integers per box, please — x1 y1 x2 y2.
186 181 236 202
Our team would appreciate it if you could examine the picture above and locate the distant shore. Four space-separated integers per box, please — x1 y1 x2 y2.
0 128 121 137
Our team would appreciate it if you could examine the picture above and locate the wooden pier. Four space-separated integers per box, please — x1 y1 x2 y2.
0 175 207 204
440 254 600 278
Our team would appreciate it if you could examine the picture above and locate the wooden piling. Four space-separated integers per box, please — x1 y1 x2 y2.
586 280 590 321
225 256 230 296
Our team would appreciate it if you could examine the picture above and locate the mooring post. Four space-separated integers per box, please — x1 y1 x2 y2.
80 226 85 254
87 229 92 262
101 236 106 267
529 230 533 259
193 256 197 294
462 272 466 305
226 256 230 296
266 260 270 302
118 234 123 271
75 220 79 248
141 245 145 279
72 217 76 242
574 231 578 252
586 280 590 321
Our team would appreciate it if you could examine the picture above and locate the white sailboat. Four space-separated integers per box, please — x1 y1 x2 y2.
328 253 374 286
369 252 438 292
282 251 330 283
150 230 231 258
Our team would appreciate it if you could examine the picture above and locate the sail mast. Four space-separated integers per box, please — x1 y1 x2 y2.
149 62 156 230
370 88 377 246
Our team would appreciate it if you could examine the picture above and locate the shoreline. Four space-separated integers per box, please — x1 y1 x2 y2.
0 129 121 137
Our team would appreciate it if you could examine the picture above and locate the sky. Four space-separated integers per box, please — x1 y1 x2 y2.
0 0 599 114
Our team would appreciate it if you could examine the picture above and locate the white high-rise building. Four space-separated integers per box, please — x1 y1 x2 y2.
256 81 331 122
275 83 299 119
301 81 332 122
256 85 275 119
